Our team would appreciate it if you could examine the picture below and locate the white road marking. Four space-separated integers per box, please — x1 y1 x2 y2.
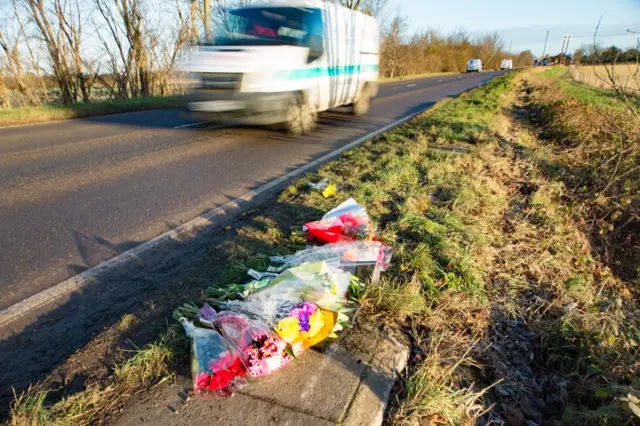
406 84 417 87
437 79 444 82
0 105 433 327
174 121 205 128
203 124 225 130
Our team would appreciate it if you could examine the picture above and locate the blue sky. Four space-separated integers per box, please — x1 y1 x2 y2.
390 0 640 57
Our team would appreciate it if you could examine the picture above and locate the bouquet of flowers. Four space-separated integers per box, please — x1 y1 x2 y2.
199 305 292 377
180 317 246 394
220 261 353 318
274 301 338 353
304 198 375 243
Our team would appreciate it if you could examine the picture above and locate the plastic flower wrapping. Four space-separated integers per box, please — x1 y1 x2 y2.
304 198 375 243
180 318 246 394
198 305 292 377
220 261 353 319
268 241 393 282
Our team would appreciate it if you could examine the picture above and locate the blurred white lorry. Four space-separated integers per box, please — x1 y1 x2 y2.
466 59 482 73
181 1 379 135
500 59 513 70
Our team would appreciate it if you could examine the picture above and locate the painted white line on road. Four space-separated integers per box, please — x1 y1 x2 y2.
437 79 443 82
203 124 226 130
406 84 417 87
174 121 205 128
0 74 500 327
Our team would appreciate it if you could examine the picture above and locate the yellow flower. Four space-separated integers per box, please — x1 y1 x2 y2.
308 311 324 338
276 317 300 343
300 310 338 350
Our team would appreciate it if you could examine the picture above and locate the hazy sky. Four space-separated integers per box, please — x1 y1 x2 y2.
390 0 640 56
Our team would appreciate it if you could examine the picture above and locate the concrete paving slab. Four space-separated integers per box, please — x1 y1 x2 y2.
111 322 409 426
114 376 333 426
239 343 365 422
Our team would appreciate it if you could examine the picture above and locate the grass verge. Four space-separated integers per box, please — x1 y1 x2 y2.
0 95 186 128
7 70 640 425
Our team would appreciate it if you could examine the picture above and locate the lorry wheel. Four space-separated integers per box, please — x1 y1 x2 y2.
285 97 316 136
352 85 372 116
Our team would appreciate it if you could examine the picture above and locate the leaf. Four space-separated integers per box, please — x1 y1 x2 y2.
285 346 303 364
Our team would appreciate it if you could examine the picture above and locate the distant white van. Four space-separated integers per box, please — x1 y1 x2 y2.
466 59 482 73
500 59 513 70
181 0 379 135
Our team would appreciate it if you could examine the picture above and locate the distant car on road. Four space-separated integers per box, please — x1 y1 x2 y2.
466 59 482 73
500 59 513 70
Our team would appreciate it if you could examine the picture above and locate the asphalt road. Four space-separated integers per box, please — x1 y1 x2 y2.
0 71 505 311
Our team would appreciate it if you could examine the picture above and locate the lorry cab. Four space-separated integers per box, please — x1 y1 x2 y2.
500 59 513 70
466 59 482 73
180 0 379 135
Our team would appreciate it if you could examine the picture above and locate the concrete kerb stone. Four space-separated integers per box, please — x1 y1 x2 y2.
113 321 410 426
343 326 410 426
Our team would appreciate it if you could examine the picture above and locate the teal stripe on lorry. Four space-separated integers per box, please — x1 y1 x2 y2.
279 64 379 80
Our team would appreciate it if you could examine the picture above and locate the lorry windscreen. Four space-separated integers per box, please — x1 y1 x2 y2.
213 7 322 48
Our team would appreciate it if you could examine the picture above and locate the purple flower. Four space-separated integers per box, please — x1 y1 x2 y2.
298 315 311 332
300 302 318 316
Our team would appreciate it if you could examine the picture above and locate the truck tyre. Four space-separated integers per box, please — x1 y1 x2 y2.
285 95 316 136
352 85 372 116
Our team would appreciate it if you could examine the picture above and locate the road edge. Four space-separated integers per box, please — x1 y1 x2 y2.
0 108 424 328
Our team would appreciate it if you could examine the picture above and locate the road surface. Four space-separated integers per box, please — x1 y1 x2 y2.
0 71 505 311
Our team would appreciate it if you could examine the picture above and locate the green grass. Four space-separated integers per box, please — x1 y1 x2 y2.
8 329 182 426
0 95 186 128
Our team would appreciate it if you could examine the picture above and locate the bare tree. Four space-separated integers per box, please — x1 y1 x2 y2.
474 32 503 70
0 26 39 105
22 0 75 104
55 0 99 102
379 14 406 78
14 3 48 103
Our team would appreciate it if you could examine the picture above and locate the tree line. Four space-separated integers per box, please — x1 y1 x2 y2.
0 0 533 109
573 44 639 65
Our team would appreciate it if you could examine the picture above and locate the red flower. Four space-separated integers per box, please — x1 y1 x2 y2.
199 357 247 391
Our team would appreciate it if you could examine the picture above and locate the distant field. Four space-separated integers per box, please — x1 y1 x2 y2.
571 63 640 92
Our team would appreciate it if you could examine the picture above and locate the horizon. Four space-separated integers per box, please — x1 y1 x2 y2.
389 0 640 56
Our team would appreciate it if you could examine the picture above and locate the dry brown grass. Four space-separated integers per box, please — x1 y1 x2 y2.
573 63 640 92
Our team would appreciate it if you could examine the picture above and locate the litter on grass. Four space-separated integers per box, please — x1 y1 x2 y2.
306 178 338 198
